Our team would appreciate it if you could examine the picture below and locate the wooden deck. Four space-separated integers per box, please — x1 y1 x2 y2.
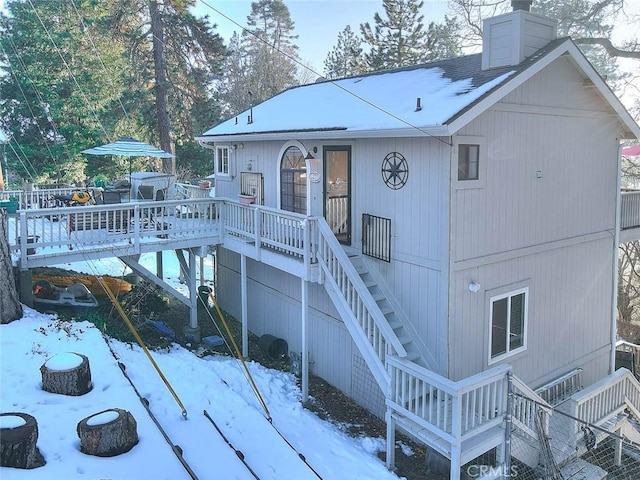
7 197 311 277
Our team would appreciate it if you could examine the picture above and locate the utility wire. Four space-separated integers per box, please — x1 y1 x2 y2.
5 139 36 182
26 0 110 140
68 0 131 123
196 0 452 146
0 38 60 178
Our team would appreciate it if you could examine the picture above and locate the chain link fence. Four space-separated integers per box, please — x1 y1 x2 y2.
461 392 640 479
506 395 640 479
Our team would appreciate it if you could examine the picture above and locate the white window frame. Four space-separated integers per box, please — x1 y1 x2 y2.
215 146 231 178
275 140 311 214
453 135 486 189
488 286 528 364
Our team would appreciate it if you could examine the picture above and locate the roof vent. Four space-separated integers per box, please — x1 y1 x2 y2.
415 98 422 112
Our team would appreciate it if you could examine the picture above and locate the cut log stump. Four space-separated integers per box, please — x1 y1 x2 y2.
40 352 92 396
0 412 45 469
77 408 138 457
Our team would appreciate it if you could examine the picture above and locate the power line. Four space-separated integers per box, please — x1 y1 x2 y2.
26 0 109 140
0 36 60 178
69 0 131 124
195 0 452 146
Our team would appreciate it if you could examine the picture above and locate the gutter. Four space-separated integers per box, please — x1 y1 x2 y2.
195 125 452 145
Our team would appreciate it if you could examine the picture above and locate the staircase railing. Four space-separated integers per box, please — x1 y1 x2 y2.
314 219 407 389
568 368 640 450
621 190 640 230
511 375 551 439
387 356 509 444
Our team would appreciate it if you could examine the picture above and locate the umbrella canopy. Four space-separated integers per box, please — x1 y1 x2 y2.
82 138 174 201
82 138 174 158
622 144 640 156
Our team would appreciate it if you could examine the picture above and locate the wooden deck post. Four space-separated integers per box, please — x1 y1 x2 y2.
385 410 395 469
241 254 248 359
301 277 309 401
188 249 197 329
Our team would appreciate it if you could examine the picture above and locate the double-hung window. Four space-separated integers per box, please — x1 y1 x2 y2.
489 287 528 363
216 146 230 177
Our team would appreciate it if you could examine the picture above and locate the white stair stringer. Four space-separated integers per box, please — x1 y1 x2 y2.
314 219 409 392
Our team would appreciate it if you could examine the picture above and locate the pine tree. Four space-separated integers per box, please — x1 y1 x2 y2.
425 15 462 62
0 0 225 182
217 32 253 117
110 0 226 175
360 0 461 70
0 0 128 184
323 26 366 79
243 0 300 105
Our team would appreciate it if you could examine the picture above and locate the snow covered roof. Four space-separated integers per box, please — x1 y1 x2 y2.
197 37 640 142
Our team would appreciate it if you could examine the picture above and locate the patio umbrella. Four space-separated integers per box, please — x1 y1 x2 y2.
622 144 640 156
82 137 174 179
82 138 174 200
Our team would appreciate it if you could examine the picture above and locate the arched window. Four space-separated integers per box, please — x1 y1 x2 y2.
280 145 306 214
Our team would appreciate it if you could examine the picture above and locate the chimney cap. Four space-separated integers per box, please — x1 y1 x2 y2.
512 0 533 11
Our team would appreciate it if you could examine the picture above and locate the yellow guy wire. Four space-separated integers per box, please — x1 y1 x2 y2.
208 292 272 421
97 276 188 419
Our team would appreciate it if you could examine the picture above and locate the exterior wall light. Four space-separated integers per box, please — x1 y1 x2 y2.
468 282 480 293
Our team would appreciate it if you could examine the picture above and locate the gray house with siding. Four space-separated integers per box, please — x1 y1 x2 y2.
198 4 640 478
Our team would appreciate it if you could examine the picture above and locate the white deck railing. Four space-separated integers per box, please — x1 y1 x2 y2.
621 190 640 230
175 182 213 200
511 375 551 439
568 368 640 446
387 356 509 443
616 339 640 375
1 187 79 209
218 201 311 262
8 198 220 263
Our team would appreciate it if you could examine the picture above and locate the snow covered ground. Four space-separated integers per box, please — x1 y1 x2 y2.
0 254 407 480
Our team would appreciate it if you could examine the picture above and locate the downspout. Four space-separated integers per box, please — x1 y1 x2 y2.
610 141 623 374
446 136 454 379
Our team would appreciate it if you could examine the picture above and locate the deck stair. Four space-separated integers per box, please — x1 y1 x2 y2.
531 368 640 473
347 254 426 365
559 457 607 479
314 220 416 391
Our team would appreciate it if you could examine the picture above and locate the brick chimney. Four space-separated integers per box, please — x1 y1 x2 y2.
481 1 557 70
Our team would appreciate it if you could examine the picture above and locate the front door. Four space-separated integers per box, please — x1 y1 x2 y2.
324 146 351 245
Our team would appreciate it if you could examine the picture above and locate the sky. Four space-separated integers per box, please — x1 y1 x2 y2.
0 253 407 480
194 0 448 75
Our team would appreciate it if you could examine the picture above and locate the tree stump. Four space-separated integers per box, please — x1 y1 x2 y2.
40 352 92 396
0 412 45 469
77 408 138 457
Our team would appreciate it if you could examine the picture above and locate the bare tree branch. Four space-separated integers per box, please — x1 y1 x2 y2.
574 37 640 59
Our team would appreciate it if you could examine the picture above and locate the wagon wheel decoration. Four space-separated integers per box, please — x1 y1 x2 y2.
381 152 408 190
